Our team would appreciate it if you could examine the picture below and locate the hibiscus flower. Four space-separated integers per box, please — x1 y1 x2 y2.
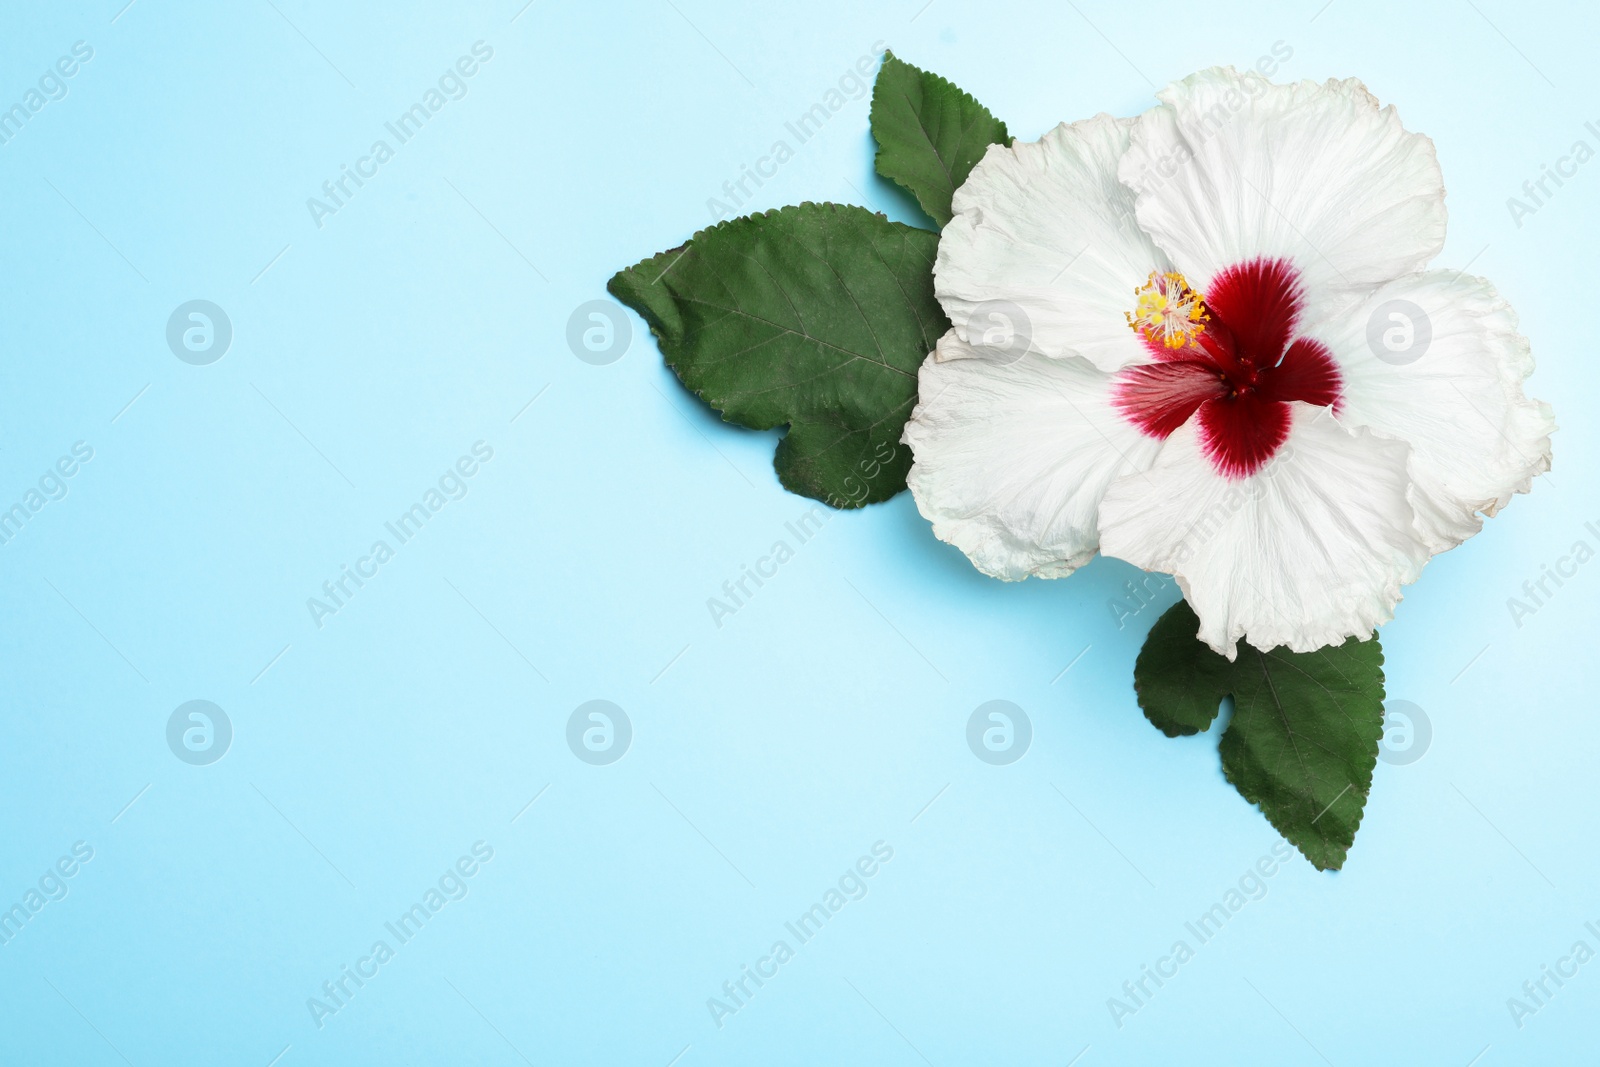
902 67 1554 657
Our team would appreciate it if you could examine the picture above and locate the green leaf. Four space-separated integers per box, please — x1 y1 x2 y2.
1134 601 1386 871
1134 603 1235 738
608 202 948 508
869 50 1011 229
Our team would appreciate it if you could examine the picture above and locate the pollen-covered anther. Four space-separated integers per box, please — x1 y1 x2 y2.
1125 271 1209 349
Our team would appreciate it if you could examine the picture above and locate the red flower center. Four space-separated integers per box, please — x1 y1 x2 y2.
1112 258 1342 478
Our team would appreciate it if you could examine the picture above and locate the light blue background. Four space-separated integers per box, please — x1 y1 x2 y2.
1 0 1595 1063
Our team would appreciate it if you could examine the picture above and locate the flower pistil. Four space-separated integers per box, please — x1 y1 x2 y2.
1125 271 1209 350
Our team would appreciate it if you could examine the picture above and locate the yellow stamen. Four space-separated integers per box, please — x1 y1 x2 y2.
1125 271 1209 350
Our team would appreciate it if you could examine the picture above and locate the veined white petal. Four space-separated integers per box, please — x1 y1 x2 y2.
1097 406 1431 657
902 330 1158 580
1120 67 1446 328
935 115 1170 372
1311 271 1555 551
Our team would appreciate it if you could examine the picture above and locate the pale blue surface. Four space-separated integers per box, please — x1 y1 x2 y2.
1 0 1596 1063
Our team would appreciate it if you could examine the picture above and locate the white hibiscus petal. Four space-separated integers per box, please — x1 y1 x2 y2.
1121 67 1446 327
1097 406 1431 657
1312 271 1555 552
902 330 1159 580
935 114 1170 372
